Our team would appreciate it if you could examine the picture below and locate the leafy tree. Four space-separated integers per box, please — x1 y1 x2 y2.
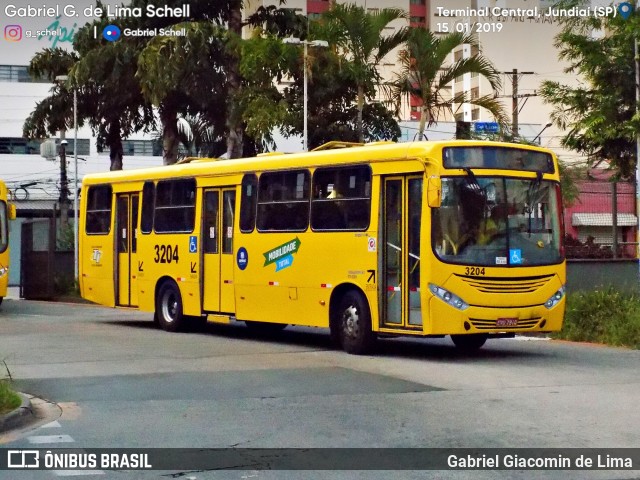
23 48 79 140
539 0 640 178
280 38 400 149
320 4 408 142
23 48 80 224
386 28 507 140
70 9 156 170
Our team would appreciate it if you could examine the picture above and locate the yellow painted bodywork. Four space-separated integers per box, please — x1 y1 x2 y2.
79 140 566 338
0 181 9 300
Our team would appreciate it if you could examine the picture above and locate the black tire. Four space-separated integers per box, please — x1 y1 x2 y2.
245 321 287 334
155 281 185 332
333 290 376 355
451 334 487 351
0 297 3 306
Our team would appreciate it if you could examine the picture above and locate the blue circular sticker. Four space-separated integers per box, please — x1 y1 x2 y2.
237 247 249 270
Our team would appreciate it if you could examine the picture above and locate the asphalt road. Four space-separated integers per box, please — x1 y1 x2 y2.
0 297 638 480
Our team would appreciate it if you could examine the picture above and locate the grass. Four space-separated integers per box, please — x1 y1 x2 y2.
553 289 640 349
0 379 21 415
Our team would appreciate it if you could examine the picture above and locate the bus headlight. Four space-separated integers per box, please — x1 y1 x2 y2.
0 266 6 277
544 285 565 309
429 283 469 311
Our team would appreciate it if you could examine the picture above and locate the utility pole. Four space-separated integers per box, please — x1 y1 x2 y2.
59 133 69 227
512 69 518 138
502 69 535 139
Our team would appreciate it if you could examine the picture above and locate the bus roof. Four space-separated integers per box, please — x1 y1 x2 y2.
81 140 557 186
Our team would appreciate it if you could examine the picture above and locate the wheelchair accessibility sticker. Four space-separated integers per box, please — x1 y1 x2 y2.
263 237 301 272
510 249 522 265
189 236 197 253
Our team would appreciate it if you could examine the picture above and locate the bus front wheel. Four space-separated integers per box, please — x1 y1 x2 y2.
156 281 185 332
333 290 376 355
451 334 487 351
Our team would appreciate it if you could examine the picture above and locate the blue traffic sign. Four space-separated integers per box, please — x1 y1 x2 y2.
474 122 499 133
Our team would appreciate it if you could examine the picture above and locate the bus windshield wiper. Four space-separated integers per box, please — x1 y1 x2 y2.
463 167 482 193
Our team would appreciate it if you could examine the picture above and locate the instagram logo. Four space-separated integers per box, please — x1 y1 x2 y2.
4 25 22 41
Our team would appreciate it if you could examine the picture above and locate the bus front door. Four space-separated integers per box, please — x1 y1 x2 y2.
116 193 139 307
202 188 236 313
382 177 423 329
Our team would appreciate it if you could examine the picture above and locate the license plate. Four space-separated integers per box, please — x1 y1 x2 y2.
496 318 518 327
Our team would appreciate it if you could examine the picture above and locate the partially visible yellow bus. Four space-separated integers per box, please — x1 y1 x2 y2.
0 181 16 305
79 140 566 353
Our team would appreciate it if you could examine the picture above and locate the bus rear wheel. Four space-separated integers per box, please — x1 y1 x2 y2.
451 334 487 351
156 281 185 332
333 290 376 355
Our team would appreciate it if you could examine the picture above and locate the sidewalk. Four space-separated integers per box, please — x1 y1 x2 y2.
5 286 20 300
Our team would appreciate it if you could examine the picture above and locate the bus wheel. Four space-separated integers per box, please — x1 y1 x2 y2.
156 281 184 332
245 321 287 334
334 290 376 355
451 334 487 351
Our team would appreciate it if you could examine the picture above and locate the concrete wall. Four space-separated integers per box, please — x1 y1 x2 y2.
567 260 640 293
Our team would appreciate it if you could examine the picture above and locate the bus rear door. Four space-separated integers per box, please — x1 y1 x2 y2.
202 188 236 313
116 193 139 307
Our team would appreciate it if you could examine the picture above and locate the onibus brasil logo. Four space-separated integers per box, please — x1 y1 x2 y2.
263 238 301 272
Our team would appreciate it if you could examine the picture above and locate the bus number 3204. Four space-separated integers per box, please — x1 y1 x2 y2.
465 266 485 276
154 245 179 264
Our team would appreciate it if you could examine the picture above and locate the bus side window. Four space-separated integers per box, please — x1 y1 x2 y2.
239 174 257 233
257 170 310 232
141 182 154 234
311 166 371 231
154 179 196 233
86 185 112 235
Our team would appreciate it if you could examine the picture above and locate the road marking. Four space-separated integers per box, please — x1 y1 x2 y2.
54 471 105 476
40 421 62 428
27 434 75 444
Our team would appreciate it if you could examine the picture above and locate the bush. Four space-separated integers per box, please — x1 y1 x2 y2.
554 288 640 348
0 379 21 415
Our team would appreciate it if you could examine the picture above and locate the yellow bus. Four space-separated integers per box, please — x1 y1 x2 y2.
0 181 16 306
79 140 566 353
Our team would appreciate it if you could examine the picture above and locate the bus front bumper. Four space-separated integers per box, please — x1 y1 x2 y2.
427 296 565 336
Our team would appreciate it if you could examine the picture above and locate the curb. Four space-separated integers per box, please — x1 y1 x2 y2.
0 393 33 433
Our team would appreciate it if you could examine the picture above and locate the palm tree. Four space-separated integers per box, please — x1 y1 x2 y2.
322 4 408 143
387 28 508 140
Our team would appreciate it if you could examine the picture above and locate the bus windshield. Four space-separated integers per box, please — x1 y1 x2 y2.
433 176 563 267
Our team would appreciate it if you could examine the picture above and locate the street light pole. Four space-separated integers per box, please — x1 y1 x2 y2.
532 122 552 144
283 37 329 151
303 41 308 152
73 85 78 282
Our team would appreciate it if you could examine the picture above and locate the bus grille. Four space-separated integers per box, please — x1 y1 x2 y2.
455 274 554 293
469 318 541 330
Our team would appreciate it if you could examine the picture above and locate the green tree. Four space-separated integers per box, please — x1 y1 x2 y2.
539 0 640 178
70 11 155 170
321 3 408 142
386 28 507 140
136 0 295 161
22 48 79 224
280 37 400 149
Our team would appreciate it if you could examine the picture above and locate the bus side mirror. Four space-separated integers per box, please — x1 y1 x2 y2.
7 203 16 220
427 176 442 208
